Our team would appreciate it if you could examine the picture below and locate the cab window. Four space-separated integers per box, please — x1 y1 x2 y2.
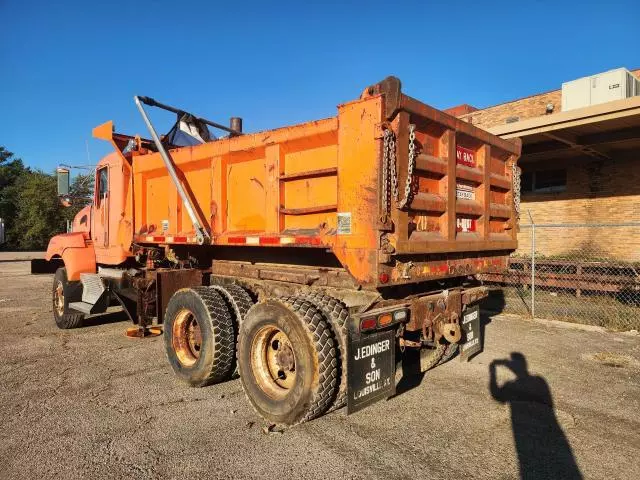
97 167 108 205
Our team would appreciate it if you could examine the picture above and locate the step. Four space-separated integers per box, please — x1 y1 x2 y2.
98 267 125 280
80 273 105 304
68 301 93 315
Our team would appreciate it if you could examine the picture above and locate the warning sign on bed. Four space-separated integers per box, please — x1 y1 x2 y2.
457 217 477 233
456 145 476 167
456 182 475 201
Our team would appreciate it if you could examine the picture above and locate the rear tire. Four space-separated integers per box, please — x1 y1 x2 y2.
303 292 348 411
164 287 235 387
209 284 254 377
237 297 338 426
52 267 85 329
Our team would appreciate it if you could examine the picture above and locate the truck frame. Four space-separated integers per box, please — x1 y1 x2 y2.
40 77 520 425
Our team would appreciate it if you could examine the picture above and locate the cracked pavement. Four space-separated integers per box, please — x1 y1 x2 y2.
0 260 639 479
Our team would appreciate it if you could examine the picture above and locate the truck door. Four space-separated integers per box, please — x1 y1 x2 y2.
93 166 109 247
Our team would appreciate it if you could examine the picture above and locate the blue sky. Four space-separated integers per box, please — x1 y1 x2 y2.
1 0 638 172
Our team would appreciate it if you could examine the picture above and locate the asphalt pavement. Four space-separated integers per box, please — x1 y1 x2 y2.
0 260 639 479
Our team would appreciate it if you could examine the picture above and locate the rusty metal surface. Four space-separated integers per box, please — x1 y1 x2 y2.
132 275 156 327
381 254 508 286
360 81 521 288
406 287 486 336
211 274 379 309
363 76 402 120
398 94 522 156
361 76 523 160
279 205 337 216
155 269 203 324
211 261 358 289
462 285 489 305
279 167 338 181
229 117 243 134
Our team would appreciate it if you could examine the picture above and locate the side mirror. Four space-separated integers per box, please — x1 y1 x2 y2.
57 167 70 196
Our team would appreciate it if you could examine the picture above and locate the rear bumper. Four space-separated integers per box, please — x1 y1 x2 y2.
406 285 488 333
350 285 488 337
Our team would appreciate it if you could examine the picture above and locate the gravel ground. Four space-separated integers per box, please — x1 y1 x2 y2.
1 260 639 479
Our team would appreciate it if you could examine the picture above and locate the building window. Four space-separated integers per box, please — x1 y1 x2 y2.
521 169 566 193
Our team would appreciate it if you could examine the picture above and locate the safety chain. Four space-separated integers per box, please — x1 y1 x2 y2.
381 128 397 221
381 130 390 221
382 125 417 217
396 124 417 209
512 163 521 216
380 130 389 223
389 131 398 203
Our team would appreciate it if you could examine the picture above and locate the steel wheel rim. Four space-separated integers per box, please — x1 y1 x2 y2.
173 308 202 367
54 281 65 317
250 325 296 399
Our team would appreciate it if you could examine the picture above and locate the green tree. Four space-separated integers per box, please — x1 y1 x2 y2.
63 173 95 225
1 146 96 250
11 171 65 250
0 146 30 249
0 146 28 187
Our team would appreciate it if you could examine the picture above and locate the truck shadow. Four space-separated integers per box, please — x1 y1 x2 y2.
394 311 493 397
394 346 423 396
489 352 582 480
81 310 129 328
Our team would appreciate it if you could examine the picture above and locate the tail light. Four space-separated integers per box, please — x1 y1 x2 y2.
393 310 408 322
359 308 409 332
360 317 377 331
378 313 392 327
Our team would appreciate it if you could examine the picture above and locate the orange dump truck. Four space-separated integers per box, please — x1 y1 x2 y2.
40 77 520 425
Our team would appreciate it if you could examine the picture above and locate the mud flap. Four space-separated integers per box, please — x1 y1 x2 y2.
459 304 482 361
347 329 396 414
31 258 63 274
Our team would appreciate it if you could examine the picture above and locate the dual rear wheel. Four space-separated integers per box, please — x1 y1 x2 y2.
164 287 344 425
164 287 236 387
237 297 338 425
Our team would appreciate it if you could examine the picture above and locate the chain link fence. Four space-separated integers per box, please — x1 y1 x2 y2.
482 223 640 331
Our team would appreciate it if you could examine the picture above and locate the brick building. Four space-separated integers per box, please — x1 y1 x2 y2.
448 68 640 262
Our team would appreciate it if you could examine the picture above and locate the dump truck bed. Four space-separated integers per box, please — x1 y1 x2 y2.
131 77 520 288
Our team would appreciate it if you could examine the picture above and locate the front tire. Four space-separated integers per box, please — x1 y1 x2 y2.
52 267 85 329
164 287 235 387
237 297 338 426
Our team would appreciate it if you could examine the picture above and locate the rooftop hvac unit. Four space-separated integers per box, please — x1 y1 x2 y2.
561 68 640 112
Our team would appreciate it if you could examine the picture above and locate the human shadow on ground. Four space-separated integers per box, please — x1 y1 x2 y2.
489 352 582 480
